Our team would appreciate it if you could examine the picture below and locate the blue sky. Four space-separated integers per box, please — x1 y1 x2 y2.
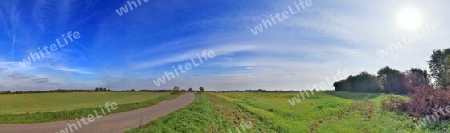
0 0 449 91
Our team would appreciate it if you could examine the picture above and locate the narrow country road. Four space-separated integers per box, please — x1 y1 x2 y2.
0 93 196 133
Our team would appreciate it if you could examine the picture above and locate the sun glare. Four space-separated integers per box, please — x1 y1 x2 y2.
396 8 422 30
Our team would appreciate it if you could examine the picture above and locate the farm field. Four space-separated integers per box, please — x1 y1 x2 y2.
0 92 179 123
130 92 426 133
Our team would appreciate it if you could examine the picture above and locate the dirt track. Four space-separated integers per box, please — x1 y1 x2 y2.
0 93 196 133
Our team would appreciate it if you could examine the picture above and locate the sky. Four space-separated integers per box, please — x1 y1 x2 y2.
0 0 449 91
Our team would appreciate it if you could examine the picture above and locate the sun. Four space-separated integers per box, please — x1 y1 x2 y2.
396 8 422 30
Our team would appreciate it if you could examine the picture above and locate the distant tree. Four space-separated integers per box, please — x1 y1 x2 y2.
405 68 430 89
345 72 382 92
377 66 408 94
95 87 99 91
131 89 135 92
188 88 193 92
199 87 205 92
333 79 351 91
172 86 181 95
173 86 180 92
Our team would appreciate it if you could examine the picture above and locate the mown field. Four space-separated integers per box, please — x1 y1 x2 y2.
130 92 429 133
0 92 179 123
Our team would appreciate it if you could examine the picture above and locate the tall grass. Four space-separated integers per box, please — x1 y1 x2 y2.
211 92 415 133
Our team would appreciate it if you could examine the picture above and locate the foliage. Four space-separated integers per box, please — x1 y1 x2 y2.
333 79 351 91
199 87 205 92
428 49 450 89
171 86 181 95
377 66 408 94
403 83 450 120
405 68 430 89
334 72 382 93
94 87 108 91
381 95 407 114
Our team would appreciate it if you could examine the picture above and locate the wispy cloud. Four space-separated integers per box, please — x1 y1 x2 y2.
52 67 92 75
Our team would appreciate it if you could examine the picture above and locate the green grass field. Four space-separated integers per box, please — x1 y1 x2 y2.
0 92 179 124
128 93 276 133
130 92 428 133
0 92 171 114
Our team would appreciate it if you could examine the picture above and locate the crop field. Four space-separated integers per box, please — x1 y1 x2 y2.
0 92 178 123
130 92 425 133
0 92 173 114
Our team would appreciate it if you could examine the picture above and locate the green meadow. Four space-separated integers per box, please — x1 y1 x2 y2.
131 92 425 133
128 93 275 133
0 92 178 123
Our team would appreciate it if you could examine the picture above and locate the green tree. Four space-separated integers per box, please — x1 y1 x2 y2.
377 66 408 94
349 72 382 92
405 68 430 88
333 79 351 91
199 87 205 92
172 86 181 95
428 49 450 89
188 88 193 92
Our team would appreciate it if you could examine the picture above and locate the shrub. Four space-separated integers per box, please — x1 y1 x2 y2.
381 95 407 114
171 86 181 95
404 84 450 120
400 75 450 123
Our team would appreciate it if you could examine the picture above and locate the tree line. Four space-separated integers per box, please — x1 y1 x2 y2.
333 67 429 94
333 48 450 94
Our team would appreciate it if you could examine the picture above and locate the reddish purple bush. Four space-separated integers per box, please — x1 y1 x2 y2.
403 79 450 121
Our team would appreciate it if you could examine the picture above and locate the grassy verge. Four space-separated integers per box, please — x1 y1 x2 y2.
0 92 180 124
128 93 274 133
206 93 275 132
127 93 214 133
211 92 415 133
